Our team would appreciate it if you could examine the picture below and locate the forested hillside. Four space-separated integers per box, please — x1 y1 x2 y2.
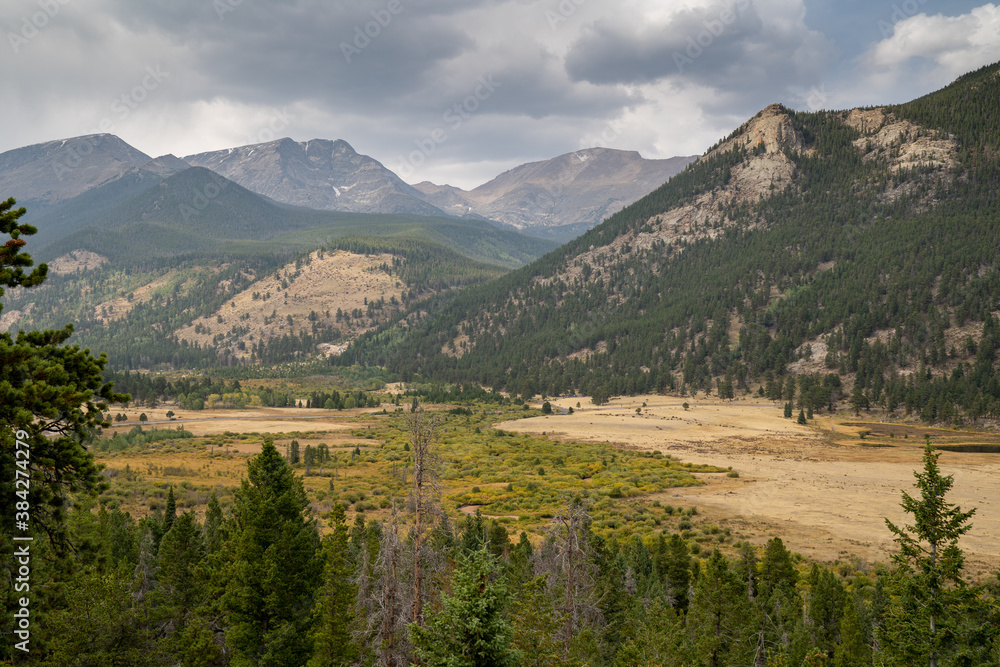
2 233 546 371
2 161 557 371
342 63 1000 424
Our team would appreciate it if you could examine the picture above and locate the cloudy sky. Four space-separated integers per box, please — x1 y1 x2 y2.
3 0 999 188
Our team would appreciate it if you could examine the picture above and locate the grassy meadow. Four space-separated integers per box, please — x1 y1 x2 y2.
91 403 735 549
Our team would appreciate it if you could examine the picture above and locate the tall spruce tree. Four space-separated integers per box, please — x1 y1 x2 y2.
834 595 871 667
688 549 755 667
225 438 321 666
807 564 846 658
665 533 692 611
881 439 977 666
157 510 205 624
164 486 177 532
203 492 225 554
410 547 520 667
308 503 358 667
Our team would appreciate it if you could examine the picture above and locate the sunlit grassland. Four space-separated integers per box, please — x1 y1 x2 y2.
91 404 731 544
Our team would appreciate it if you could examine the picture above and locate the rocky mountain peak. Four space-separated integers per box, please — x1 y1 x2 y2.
0 134 153 206
184 138 446 216
707 103 804 159
413 148 697 238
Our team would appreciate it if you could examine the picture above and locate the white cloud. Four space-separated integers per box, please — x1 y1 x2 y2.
2 0 994 191
866 4 1000 76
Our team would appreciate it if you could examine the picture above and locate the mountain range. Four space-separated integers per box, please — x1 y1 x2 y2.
0 133 694 247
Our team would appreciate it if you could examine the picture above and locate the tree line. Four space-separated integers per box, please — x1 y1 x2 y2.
4 433 997 666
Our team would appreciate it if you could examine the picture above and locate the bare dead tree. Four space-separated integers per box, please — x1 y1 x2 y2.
403 408 440 630
546 498 600 657
355 507 412 667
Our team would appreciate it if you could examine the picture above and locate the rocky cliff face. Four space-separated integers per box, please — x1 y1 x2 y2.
184 138 447 216
413 148 697 237
541 102 958 288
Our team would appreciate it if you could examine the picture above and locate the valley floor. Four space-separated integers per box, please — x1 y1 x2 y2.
499 395 1000 579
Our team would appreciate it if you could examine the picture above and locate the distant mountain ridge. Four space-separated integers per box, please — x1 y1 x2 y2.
0 134 155 209
413 148 697 238
184 138 448 217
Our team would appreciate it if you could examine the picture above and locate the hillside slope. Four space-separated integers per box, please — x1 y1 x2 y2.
343 62 1000 423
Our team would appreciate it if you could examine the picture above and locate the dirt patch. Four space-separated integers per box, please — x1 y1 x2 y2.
174 249 403 358
499 395 1000 578
49 250 108 275
96 269 201 323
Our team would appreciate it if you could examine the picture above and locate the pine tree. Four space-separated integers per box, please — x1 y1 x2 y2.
308 503 358 667
224 438 321 666
164 486 177 532
758 537 797 599
665 533 691 611
156 509 209 664
510 576 565 667
880 438 977 666
612 598 691 667
688 549 755 667
807 564 845 658
203 492 224 554
833 595 870 667
410 547 520 667
595 549 632 664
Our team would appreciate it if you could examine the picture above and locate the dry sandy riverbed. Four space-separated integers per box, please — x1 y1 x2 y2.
105 406 367 439
498 395 1000 578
